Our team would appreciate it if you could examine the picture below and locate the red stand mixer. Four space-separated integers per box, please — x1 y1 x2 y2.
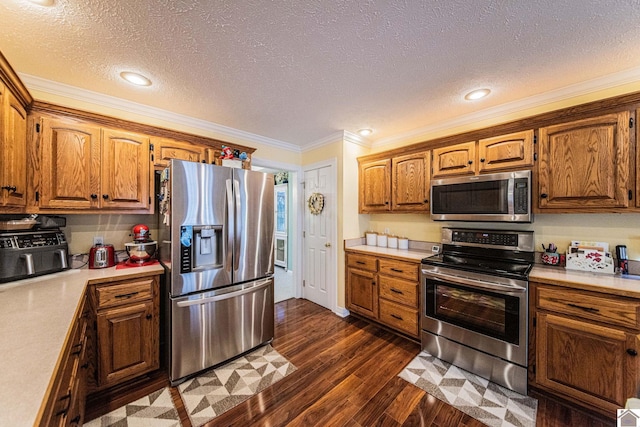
124 224 157 266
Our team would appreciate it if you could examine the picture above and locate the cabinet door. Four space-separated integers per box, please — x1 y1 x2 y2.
96 300 158 387
538 112 630 209
0 86 28 207
536 312 640 414
478 130 534 172
151 137 206 169
359 158 391 212
39 118 101 209
101 129 151 210
346 267 378 318
432 141 476 177
392 152 430 212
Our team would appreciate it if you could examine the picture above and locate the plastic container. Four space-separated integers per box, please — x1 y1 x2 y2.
387 235 398 249
377 234 387 247
398 237 409 250
365 232 377 246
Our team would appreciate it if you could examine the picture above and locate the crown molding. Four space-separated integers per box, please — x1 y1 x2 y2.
343 130 372 148
301 131 345 152
18 73 302 153
372 65 640 149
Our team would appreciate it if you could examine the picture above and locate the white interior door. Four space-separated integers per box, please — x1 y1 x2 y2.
303 163 335 310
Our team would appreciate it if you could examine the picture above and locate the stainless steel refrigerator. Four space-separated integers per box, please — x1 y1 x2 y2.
158 159 274 385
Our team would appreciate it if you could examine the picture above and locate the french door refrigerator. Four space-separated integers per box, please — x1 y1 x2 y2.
158 159 274 385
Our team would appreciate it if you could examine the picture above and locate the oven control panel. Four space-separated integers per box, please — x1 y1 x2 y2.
451 230 518 247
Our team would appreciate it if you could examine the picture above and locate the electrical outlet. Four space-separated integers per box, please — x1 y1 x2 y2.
93 236 104 245
432 245 440 254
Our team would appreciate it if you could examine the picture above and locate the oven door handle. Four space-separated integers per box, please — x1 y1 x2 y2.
422 271 527 293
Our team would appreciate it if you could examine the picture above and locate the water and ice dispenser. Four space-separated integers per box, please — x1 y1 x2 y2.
179 225 223 273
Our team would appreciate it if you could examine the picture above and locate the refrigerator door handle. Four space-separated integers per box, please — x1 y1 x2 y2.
176 278 272 307
226 178 234 274
233 178 241 269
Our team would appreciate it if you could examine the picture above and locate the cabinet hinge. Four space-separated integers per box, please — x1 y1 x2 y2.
532 364 536 375
35 191 39 202
149 143 154 151
151 154 154 162
630 190 633 201
149 197 152 204
533 134 537 144
533 317 536 327
533 153 538 161
630 117 634 129
35 123 40 133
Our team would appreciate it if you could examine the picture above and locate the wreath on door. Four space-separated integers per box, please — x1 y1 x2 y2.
308 192 325 215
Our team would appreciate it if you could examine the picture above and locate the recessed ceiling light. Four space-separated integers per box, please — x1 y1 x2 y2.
120 71 152 87
27 0 55 6
358 129 373 137
464 89 491 101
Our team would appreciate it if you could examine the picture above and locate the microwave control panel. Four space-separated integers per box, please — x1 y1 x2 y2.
513 178 529 214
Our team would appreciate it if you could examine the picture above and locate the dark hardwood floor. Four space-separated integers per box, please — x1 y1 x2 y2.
88 298 615 426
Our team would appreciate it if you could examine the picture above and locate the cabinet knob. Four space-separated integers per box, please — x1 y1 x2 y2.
423 199 428 203
90 194 98 199
102 194 109 199
627 348 638 356
540 193 548 199
385 201 389 205
371 281 376 286
480 158 485 163
1 185 17 192
468 160 473 165
146 314 152 320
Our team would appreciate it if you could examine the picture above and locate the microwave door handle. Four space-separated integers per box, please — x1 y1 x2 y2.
422 271 527 293
507 177 515 216
176 279 272 307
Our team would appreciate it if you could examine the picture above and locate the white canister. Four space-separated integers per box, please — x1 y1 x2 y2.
365 232 377 246
387 235 398 249
377 234 387 247
398 237 409 250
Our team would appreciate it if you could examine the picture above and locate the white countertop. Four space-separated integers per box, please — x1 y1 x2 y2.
0 264 164 427
530 265 640 298
345 244 432 262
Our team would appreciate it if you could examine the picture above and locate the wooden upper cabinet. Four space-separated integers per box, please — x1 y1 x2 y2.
151 137 206 169
359 158 391 213
101 129 150 210
478 129 534 172
0 83 28 208
432 141 476 177
538 112 631 210
392 152 430 212
38 117 151 211
39 118 101 210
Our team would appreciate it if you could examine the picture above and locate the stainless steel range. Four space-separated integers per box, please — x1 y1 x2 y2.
421 228 534 395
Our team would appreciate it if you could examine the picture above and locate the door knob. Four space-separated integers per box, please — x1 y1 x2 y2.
325 242 331 247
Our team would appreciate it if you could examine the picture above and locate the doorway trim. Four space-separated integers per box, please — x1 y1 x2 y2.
302 157 338 314
252 157 303 299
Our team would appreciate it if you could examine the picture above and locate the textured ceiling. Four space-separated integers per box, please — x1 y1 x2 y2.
2 0 640 148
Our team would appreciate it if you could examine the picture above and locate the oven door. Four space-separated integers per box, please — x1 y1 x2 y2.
421 267 527 366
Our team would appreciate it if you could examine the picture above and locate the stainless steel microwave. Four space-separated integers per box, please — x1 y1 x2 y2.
430 170 532 222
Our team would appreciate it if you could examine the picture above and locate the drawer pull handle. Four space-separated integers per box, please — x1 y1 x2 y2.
115 291 139 299
567 303 599 313
390 268 404 273
391 314 403 320
390 288 404 294
356 261 365 265
628 349 638 356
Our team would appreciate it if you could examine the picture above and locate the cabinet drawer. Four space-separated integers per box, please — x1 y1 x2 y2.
379 259 418 281
95 278 154 309
346 253 377 272
537 286 640 329
379 299 418 337
379 276 418 308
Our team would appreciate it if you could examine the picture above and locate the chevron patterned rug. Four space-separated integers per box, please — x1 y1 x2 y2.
399 351 537 427
84 387 180 426
178 344 296 427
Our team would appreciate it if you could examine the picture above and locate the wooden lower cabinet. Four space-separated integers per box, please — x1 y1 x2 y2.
346 250 419 339
531 281 640 418
91 275 160 391
38 294 89 427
